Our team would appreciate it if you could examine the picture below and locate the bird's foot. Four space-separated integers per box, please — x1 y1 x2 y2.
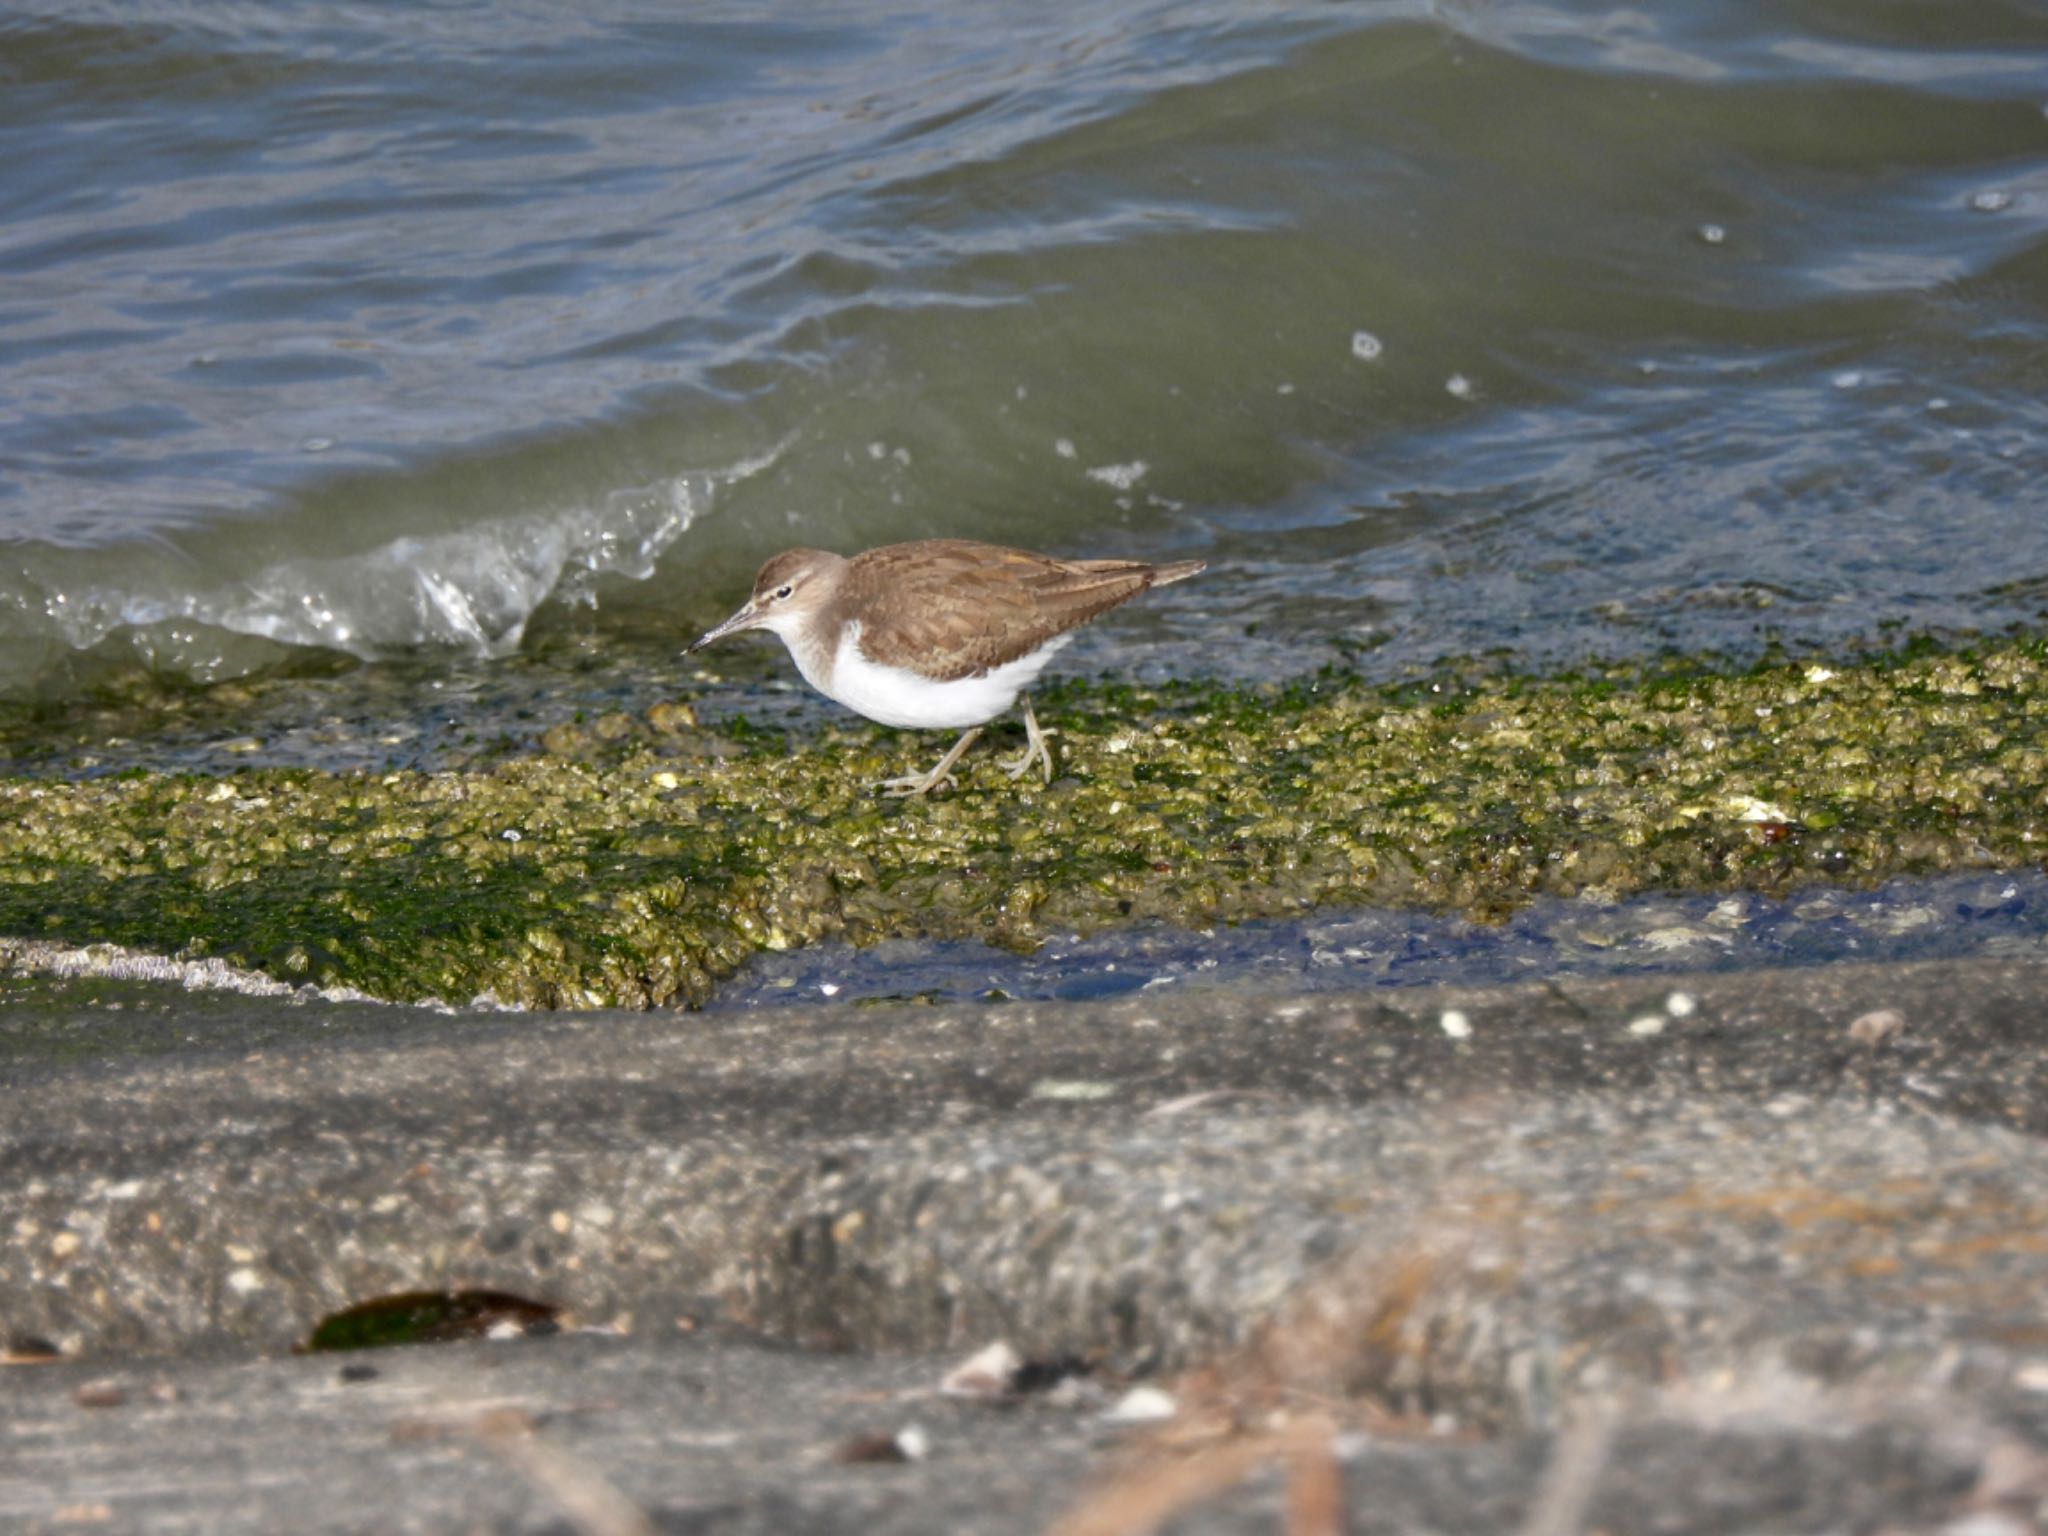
999 699 1054 785
877 726 981 798
998 737 1052 784
878 767 954 798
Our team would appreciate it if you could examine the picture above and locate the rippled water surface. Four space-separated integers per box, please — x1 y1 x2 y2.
3 0 2045 712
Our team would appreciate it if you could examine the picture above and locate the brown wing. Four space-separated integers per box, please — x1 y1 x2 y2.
837 539 1201 681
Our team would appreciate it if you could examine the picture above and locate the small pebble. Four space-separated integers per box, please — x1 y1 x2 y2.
1030 1079 1117 1101
1626 1015 1667 1037
942 1341 1022 1399
1439 1009 1472 1039
1103 1385 1178 1424
833 1426 928 1463
74 1380 126 1409
1847 1008 1905 1047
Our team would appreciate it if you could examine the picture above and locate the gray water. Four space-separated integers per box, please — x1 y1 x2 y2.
3 0 2046 711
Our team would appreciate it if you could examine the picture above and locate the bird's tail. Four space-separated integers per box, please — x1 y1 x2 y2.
1145 558 1207 588
1066 556 1208 586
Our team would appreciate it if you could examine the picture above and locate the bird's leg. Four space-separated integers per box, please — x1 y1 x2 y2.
879 726 982 797
998 696 1054 784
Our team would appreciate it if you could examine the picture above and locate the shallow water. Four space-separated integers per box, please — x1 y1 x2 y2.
3 0 2046 712
709 869 2048 1010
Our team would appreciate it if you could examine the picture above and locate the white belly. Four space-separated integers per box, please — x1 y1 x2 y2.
796 622 1070 730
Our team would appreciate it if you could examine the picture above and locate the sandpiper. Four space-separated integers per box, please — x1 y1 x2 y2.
686 538 1205 795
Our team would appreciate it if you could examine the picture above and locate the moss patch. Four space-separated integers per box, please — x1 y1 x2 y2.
2 637 2044 1008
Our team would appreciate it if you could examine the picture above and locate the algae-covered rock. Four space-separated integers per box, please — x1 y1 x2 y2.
1 638 2044 1008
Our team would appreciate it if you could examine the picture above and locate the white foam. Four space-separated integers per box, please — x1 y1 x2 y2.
1084 460 1147 490
18 444 784 672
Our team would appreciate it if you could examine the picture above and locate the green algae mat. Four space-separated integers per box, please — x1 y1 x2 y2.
2 638 2044 1009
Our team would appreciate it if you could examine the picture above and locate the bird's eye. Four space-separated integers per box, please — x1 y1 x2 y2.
773 584 793 600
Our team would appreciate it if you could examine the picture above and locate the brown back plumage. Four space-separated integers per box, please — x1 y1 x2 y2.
828 539 1204 682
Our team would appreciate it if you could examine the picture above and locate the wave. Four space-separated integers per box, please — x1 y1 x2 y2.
0 443 783 691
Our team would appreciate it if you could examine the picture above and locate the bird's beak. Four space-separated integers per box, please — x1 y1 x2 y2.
684 599 760 655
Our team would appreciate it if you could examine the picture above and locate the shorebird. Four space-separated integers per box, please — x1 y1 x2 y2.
686 538 1205 795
